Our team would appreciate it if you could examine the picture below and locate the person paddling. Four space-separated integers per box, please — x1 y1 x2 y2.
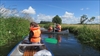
55 24 61 32
48 25 53 32
28 22 41 44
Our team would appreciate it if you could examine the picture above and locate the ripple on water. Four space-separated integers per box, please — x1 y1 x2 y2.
41 34 100 56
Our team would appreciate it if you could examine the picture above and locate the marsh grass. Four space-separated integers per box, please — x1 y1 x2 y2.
0 17 30 56
61 24 100 51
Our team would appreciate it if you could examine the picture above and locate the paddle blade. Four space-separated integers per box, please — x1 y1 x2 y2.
45 38 57 44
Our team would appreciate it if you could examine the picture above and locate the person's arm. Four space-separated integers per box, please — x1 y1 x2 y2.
29 31 34 42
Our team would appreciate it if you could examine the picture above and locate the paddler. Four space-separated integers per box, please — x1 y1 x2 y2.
48 25 53 32
55 24 61 32
28 22 41 43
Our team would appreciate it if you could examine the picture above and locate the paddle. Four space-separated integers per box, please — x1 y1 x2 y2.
45 23 57 44
45 37 57 44
44 23 58 44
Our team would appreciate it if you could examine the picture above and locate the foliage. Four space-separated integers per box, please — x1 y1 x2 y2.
0 17 30 56
80 15 95 24
61 24 100 51
88 16 95 22
52 15 62 24
80 15 88 24
40 21 51 24
77 25 100 50
43 23 53 29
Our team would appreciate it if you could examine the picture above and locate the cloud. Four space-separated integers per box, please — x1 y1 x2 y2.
61 11 80 24
0 6 19 17
0 6 11 16
1 5 98 24
97 16 100 19
34 14 54 23
0 6 36 17
80 8 84 10
86 8 89 10
35 12 99 24
34 11 80 24
80 8 89 10
61 11 74 19
14 14 19 17
21 6 36 14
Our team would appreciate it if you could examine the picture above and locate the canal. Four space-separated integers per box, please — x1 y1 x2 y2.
41 33 100 56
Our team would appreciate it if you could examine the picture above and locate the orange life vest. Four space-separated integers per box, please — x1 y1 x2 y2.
30 27 41 43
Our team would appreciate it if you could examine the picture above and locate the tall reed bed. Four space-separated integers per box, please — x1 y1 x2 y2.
0 17 30 56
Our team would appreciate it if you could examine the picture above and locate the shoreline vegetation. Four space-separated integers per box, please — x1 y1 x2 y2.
0 17 30 56
0 17 100 56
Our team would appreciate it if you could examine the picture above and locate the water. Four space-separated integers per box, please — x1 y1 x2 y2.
41 33 100 56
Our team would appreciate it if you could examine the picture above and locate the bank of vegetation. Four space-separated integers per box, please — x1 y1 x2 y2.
63 24 100 51
0 17 30 56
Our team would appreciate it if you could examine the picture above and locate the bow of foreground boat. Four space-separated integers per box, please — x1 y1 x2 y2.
8 36 53 56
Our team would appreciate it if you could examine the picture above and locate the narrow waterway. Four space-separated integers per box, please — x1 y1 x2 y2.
41 33 100 56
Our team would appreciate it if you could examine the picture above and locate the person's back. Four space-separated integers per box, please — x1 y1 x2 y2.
29 22 41 43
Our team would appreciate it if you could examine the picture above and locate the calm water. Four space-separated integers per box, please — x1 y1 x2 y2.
41 33 100 56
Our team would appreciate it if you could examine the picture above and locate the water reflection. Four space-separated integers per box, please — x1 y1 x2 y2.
42 33 100 56
48 34 62 46
56 34 61 46
48 34 53 38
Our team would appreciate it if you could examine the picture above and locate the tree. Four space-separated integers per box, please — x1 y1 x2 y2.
79 14 95 24
40 21 51 24
52 15 62 24
88 17 95 22
80 15 88 24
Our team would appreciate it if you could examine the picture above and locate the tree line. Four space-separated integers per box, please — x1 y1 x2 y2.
40 15 95 24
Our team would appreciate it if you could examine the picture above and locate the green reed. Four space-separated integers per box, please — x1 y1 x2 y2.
61 24 100 51
0 17 30 56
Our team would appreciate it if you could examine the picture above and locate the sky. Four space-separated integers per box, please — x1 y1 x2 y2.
0 0 100 24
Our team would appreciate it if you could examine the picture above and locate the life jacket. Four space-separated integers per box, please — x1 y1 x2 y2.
30 27 41 43
48 26 53 32
56 25 61 32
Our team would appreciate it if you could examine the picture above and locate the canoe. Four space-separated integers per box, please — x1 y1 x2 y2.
8 36 53 56
40 28 69 34
42 29 69 35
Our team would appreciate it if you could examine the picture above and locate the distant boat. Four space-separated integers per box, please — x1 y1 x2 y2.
8 36 53 56
42 29 69 35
